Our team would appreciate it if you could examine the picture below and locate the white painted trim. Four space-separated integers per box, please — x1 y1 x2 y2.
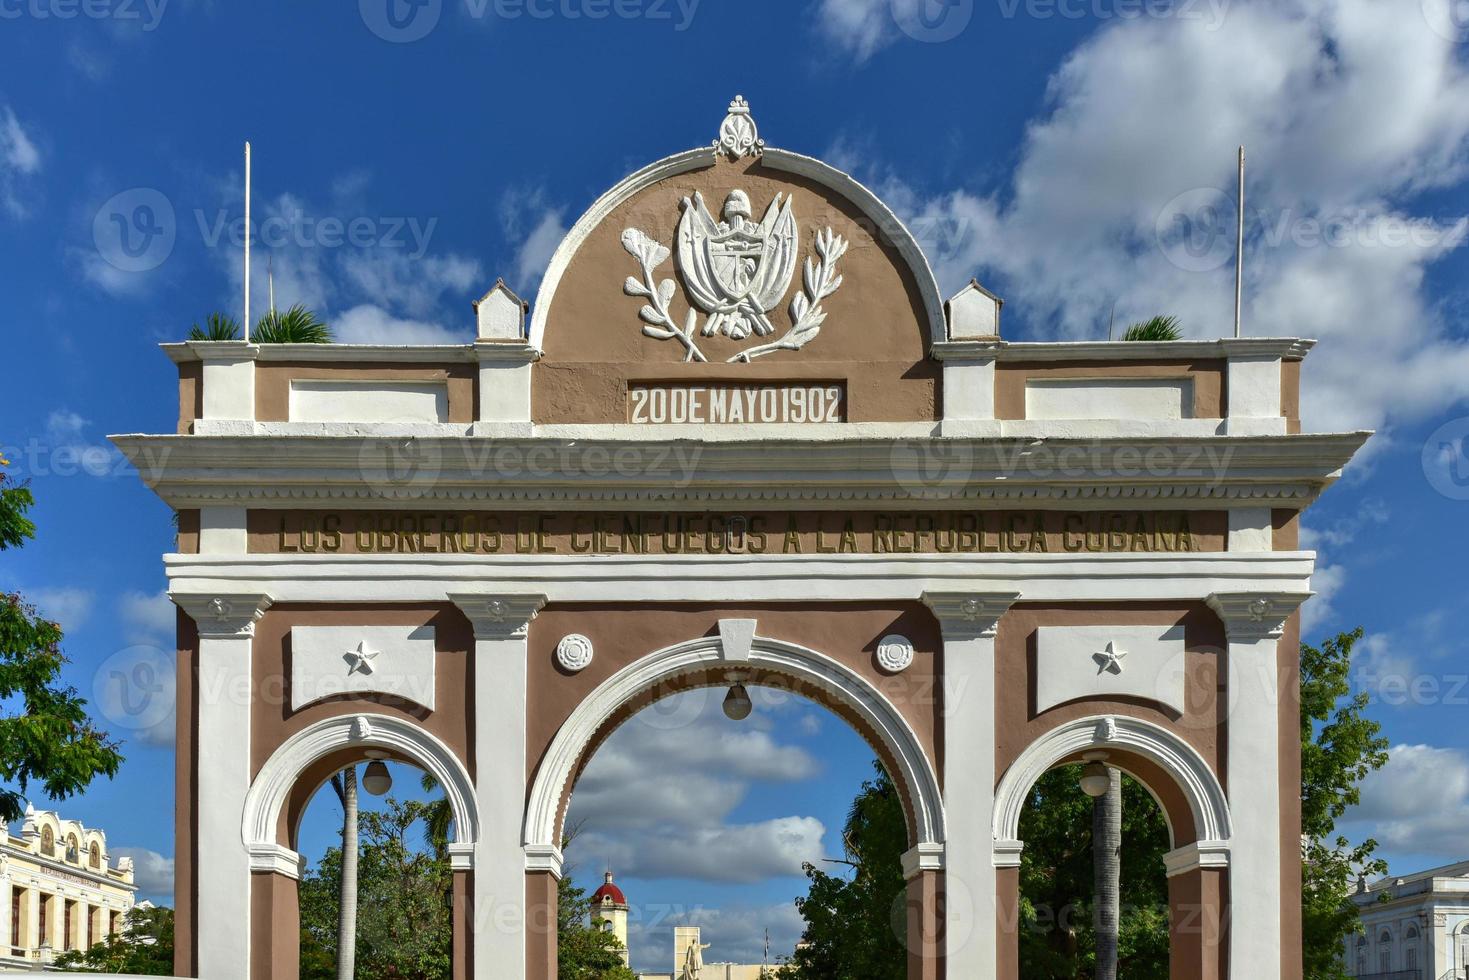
523 633 944 856
1228 507 1274 552
198 506 248 555
523 843 564 879
1163 840 1231 878
112 429 1370 511
992 715 1232 859
163 551 1319 607
242 714 478 863
526 147 947 352
900 843 945 880
246 842 304 880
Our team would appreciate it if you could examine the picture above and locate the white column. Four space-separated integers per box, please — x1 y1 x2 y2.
171 592 272 980
449 593 547 977
1206 591 1308 980
923 591 1019 980
24 886 39 954
471 344 538 426
195 342 258 422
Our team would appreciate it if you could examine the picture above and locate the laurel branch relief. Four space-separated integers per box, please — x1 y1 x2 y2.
620 190 848 364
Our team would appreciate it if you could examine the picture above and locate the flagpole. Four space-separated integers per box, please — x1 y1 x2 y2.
1234 145 1244 338
244 140 252 342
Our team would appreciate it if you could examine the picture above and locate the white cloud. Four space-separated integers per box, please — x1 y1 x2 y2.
27 586 95 632
112 847 174 898
1344 744 1469 859
31 409 123 478
570 816 826 886
118 589 174 646
1301 560 1345 636
860 0 1469 435
208 189 481 340
564 691 828 885
626 901 806 973
499 185 568 295
0 105 41 219
333 304 468 346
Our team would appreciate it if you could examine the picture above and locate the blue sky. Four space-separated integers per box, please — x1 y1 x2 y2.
3 0 1469 969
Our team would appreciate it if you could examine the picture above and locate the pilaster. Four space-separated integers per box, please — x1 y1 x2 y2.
448 592 547 979
922 590 1019 980
171 592 272 980
1206 590 1309 980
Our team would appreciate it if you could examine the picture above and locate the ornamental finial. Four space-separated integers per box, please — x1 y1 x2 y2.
714 95 763 160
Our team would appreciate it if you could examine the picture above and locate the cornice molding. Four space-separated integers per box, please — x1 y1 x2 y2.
170 592 272 638
113 432 1370 511
448 593 548 639
524 843 565 879
1206 591 1312 641
900 842 945 880
921 591 1020 640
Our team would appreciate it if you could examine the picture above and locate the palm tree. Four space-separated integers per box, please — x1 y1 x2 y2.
183 305 332 343
1121 314 1183 341
330 766 360 980
1093 767 1121 980
252 304 334 343
419 771 453 859
186 312 241 341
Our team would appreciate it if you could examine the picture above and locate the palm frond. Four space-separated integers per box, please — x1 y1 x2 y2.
1121 315 1182 342
253 304 333 344
186 312 242 342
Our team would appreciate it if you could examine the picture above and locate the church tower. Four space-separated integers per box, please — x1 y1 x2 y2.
589 870 630 964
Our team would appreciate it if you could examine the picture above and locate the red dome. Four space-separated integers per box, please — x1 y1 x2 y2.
591 872 626 906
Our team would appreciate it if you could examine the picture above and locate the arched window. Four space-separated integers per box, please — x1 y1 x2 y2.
65 835 79 863
40 826 54 857
1378 929 1393 973
1405 924 1419 970
1355 933 1367 975
89 842 101 870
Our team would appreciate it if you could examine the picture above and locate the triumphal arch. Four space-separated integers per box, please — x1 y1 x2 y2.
118 98 1366 979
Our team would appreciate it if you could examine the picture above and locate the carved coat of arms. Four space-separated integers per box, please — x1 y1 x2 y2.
620 98 849 363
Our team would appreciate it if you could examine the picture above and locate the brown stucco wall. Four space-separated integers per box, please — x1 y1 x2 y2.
526 603 944 843
177 361 201 434
995 604 1227 841
174 610 198 978
247 604 475 831
533 154 940 423
1279 608 1303 980
1281 359 1302 433
249 872 299 980
253 362 476 423
995 360 1226 420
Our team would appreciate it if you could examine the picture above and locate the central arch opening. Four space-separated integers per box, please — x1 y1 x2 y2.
525 631 948 980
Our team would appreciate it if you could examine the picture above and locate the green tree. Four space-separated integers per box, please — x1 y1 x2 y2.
186 312 241 341
53 904 175 974
1016 766 1170 979
784 762 909 979
1121 315 1183 341
184 305 333 343
1301 628 1390 979
557 869 635 980
0 457 122 823
299 797 454 979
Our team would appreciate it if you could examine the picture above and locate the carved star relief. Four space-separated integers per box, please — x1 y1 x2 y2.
1093 641 1128 676
345 641 381 676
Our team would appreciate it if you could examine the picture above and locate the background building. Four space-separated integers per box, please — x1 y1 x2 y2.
589 871 630 965
1 804 137 971
1346 861 1469 980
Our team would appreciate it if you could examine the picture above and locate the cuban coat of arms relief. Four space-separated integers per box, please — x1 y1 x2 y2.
620 97 849 363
